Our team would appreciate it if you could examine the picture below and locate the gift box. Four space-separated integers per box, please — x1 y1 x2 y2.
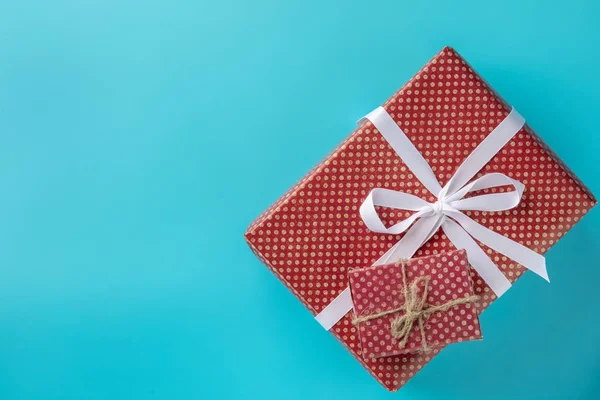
244 46 596 391
349 249 481 358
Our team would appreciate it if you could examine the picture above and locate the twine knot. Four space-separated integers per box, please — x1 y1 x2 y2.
352 260 479 353
389 275 431 351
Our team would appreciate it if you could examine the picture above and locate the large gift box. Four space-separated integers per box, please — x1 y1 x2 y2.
244 46 596 391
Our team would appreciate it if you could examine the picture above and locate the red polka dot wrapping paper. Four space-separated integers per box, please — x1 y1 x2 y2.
244 46 597 391
349 249 481 359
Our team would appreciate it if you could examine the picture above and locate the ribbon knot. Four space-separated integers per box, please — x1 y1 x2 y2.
429 199 447 216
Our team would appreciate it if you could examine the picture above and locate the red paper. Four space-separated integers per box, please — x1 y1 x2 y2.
349 249 481 358
244 46 596 391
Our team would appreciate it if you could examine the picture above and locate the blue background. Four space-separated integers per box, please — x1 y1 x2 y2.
0 1 599 399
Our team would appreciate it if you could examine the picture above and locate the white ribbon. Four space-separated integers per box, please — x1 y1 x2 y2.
314 106 549 331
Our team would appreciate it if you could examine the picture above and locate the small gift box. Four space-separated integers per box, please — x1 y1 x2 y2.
349 249 481 358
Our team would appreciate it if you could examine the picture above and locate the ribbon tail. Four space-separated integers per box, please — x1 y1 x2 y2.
442 219 512 297
359 188 429 235
448 211 549 282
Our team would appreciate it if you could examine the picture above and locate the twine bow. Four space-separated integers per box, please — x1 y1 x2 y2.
353 261 479 352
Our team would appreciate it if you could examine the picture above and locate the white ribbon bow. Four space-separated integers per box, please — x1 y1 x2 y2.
314 106 549 331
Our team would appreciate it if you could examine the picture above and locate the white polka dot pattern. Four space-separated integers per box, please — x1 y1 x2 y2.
348 249 481 358
244 46 597 391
